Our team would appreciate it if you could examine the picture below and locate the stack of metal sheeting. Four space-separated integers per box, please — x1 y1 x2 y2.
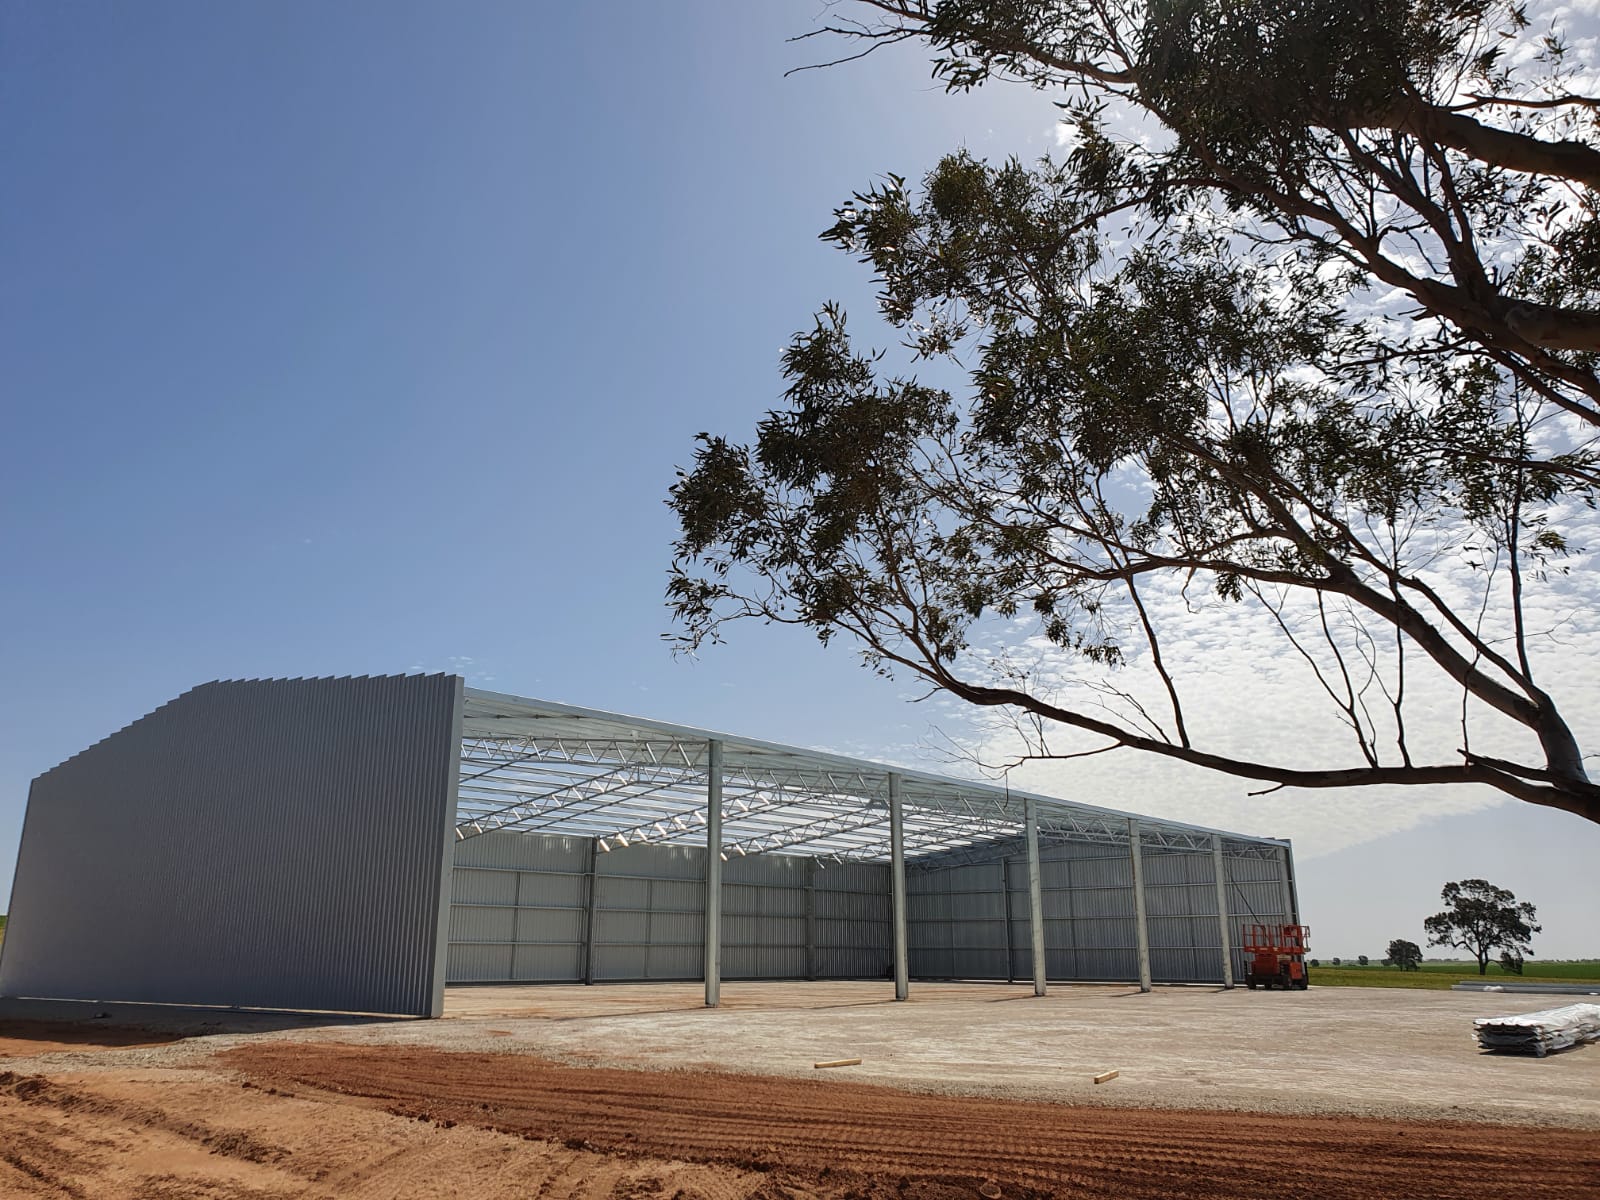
1473 1003 1600 1057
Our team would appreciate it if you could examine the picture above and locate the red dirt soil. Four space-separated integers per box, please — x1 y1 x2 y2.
223 1042 1600 1199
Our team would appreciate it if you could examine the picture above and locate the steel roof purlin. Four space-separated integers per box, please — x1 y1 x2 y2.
457 687 1288 861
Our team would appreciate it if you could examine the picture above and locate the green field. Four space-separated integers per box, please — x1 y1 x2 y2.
1414 960 1600 979
1309 960 1600 990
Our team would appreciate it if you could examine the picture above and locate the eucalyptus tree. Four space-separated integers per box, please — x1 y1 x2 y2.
1425 878 1541 973
668 0 1600 823
1385 939 1424 969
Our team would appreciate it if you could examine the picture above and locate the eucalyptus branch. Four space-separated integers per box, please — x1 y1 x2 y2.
668 9 1600 825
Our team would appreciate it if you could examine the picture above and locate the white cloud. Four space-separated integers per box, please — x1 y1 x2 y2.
921 546 1600 862
406 655 500 685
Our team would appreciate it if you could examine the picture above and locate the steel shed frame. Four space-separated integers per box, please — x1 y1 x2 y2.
0 675 1297 1017
451 689 1295 1001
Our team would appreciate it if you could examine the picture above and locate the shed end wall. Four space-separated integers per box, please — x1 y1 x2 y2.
0 674 460 1016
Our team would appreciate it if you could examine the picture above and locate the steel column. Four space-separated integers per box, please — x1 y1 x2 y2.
1025 797 1047 996
1129 818 1152 992
889 773 908 1001
704 739 723 1008
428 678 468 1016
1283 844 1301 926
1001 857 1015 984
1212 834 1234 988
509 865 524 980
1278 845 1296 927
583 836 600 985
804 856 817 982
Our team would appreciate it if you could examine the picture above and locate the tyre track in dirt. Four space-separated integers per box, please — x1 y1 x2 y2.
0 1067 763 1199
223 1043 1600 1199
0 1069 299 1199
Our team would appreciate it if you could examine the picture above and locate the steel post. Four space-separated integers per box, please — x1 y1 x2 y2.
1212 834 1233 989
804 856 817 982
583 835 600 985
1001 857 1015 984
509 861 524 980
1278 845 1296 928
1129 818 1152 992
889 773 909 1001
704 739 723 1008
1025 796 1047 996
1283 844 1301 926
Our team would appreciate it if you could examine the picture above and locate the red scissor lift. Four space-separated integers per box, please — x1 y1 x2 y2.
1241 923 1310 990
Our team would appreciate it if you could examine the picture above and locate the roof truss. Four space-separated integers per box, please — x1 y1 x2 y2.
455 690 1287 865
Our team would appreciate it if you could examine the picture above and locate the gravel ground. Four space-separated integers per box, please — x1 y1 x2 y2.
3 980 1597 1127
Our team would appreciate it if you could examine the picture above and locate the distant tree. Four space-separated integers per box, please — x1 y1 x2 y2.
1498 949 1527 975
1331 956 1343 966
1424 879 1541 974
1358 954 1370 967
1385 938 1424 970
1310 958 1321 968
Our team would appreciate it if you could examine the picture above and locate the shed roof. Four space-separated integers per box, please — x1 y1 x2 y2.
458 688 1285 866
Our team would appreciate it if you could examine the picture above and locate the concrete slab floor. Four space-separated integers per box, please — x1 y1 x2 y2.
423 980 1600 1127
440 978 1049 1018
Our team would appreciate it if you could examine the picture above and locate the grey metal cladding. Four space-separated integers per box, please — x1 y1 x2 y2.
908 835 1296 984
0 674 462 1016
444 830 892 983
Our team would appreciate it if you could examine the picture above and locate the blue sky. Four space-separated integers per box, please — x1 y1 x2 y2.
3 1 1595 960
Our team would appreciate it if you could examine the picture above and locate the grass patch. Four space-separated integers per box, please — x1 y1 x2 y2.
1309 961 1600 990
1310 967 1461 989
1414 959 1600 979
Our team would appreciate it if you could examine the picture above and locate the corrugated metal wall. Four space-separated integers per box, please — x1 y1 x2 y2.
593 843 709 981
447 833 592 983
447 831 892 982
449 831 1289 986
0 675 462 1016
909 840 1294 984
810 859 894 978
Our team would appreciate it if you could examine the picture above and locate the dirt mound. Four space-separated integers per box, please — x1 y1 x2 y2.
223 1042 1600 1199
